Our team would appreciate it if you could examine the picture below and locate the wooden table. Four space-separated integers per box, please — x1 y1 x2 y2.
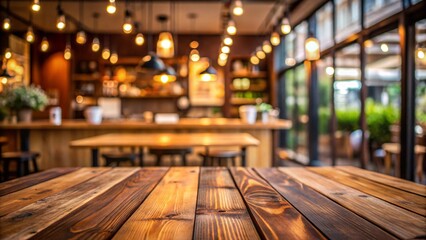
70 133 260 167
382 143 426 181
0 166 424 239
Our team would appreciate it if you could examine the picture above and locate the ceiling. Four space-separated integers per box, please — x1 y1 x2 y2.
1 0 300 35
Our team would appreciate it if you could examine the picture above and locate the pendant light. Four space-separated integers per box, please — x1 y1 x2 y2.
190 49 200 62
106 0 117 14
123 10 133 34
102 36 111 60
56 2 66 31
40 37 49 52
110 51 118 64
199 64 217 82
76 0 86 45
153 67 176 84
305 33 320 61
223 35 233 46
0 68 13 85
256 47 266 60
221 45 230 54
91 13 100 52
31 0 41 12
4 48 12 59
3 0 10 31
226 18 237 35
250 54 259 65
280 17 291 35
134 22 145 46
262 40 272 53
26 26 35 43
188 13 200 62
156 14 174 58
64 38 72 60
270 31 280 46
233 0 244 16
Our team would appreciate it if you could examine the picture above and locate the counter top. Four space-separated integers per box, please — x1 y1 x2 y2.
0 118 291 130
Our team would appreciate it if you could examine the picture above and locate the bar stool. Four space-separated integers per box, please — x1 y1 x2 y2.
198 150 240 166
102 152 138 167
1 151 40 181
149 148 192 166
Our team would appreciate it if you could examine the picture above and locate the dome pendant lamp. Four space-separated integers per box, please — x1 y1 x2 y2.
156 14 174 58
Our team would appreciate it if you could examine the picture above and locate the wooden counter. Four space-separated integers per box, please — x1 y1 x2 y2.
1 166 424 239
0 118 291 169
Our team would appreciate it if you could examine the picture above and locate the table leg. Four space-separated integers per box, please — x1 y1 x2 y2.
20 129 30 151
91 148 99 167
241 147 247 167
384 151 391 175
204 147 209 166
395 153 400 178
139 147 144 167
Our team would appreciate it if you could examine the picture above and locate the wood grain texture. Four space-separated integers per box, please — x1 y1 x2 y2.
194 167 260 240
336 166 426 197
280 167 426 239
310 167 426 216
0 168 139 240
229 167 325 240
0 168 79 197
256 168 396 239
31 167 169 240
113 167 200 240
0 168 110 217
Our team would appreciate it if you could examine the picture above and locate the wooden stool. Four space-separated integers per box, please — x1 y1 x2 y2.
1 151 40 181
149 148 192 166
102 152 138 167
198 150 240 166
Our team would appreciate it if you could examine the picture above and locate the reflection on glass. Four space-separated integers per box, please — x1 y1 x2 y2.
316 2 333 51
317 56 333 162
364 0 401 28
335 44 361 162
294 22 308 62
284 70 296 150
295 64 308 157
285 32 296 67
335 0 361 43
415 19 426 147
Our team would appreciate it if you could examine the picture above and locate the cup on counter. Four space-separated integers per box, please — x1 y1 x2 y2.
239 105 257 124
49 106 62 125
84 106 103 125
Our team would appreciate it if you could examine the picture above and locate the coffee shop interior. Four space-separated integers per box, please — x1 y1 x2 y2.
0 0 425 183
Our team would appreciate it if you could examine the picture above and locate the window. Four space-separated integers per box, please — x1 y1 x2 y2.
415 19 426 148
316 2 333 51
294 22 308 62
284 32 296 67
284 70 296 150
364 0 402 27
295 64 308 158
335 0 361 43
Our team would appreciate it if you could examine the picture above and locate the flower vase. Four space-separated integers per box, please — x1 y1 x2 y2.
17 109 33 123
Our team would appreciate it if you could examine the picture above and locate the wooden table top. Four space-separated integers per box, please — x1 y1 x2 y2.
70 133 260 148
0 166 424 240
382 143 426 154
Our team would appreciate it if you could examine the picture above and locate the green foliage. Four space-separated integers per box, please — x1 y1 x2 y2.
1 85 48 111
319 107 331 134
257 102 272 112
336 108 360 132
366 99 399 144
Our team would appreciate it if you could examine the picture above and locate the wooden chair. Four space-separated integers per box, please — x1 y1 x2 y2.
102 151 138 167
149 148 192 166
198 150 240 166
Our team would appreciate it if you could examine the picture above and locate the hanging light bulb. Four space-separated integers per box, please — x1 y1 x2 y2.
325 66 334 76
262 40 272 53
4 48 12 59
233 0 244 16
416 47 425 59
26 26 35 43
154 67 177 84
102 48 111 60
3 17 11 31
305 35 320 61
56 7 66 31
40 37 49 52
189 41 199 49
92 37 100 52
122 10 133 34
227 19 237 35
221 45 230 54
218 58 227 66
190 49 200 62
106 0 117 14
32 0 41 12
76 30 87 44
256 47 266 59
280 17 291 35
64 45 72 60
200 65 217 82
223 36 233 46
135 33 145 46
219 53 228 61
157 32 175 58
110 52 118 64
250 54 259 65
380 43 389 53
270 31 280 46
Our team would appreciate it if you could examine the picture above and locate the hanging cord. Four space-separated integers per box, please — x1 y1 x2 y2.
148 0 152 52
79 0 84 29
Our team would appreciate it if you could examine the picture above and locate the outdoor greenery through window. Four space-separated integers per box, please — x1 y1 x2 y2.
415 19 426 136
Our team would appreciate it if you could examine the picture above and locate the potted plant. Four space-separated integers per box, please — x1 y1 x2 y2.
257 102 272 123
1 85 49 122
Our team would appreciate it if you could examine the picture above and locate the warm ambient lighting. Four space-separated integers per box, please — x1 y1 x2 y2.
135 33 145 46
305 36 320 61
221 45 230 54
123 10 133 34
92 37 100 52
106 0 116 14
25 26 35 43
285 57 296 66
102 48 111 59
190 49 200 62
64 46 72 60
32 0 41 12
250 55 259 65
223 35 233 46
364 39 373 48
190 41 199 49
4 48 12 59
157 32 175 58
262 40 272 53
280 17 291 35
76 30 87 44
200 65 217 82
270 32 280 46
56 11 66 31
218 58 227 66
110 52 118 64
380 43 389 53
40 37 49 52
3 17 10 30
256 47 266 59
233 0 243 16
417 49 425 59
326 66 334 75
153 67 177 83
219 52 228 61
227 20 237 35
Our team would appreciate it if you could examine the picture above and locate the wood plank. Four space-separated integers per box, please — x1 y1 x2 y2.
280 167 426 239
310 167 426 216
0 168 79 196
113 167 199 240
31 167 169 240
229 167 325 240
0 168 110 217
194 167 260 240
0 167 139 240
336 166 426 197
256 168 396 239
